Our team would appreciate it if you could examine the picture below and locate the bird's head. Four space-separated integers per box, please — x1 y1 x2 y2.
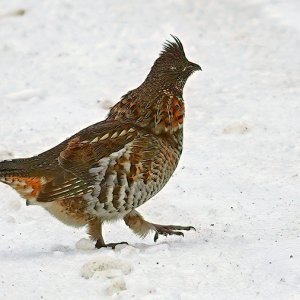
145 35 201 92
108 36 200 133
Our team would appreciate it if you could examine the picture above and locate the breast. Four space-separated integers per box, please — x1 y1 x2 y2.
153 95 185 134
82 133 182 219
171 96 185 127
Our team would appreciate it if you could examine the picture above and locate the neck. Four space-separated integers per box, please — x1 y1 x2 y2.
107 79 185 135
142 71 186 96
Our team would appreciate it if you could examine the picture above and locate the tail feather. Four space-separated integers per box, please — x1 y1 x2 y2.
0 158 30 178
0 158 49 203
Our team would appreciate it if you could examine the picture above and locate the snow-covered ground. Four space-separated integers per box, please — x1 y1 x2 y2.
0 0 299 299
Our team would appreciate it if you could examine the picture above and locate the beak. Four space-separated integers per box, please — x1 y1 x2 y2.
190 62 202 71
191 63 202 71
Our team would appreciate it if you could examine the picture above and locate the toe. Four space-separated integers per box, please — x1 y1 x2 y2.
107 242 128 249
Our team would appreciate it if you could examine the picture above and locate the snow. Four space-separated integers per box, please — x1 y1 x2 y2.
0 0 300 299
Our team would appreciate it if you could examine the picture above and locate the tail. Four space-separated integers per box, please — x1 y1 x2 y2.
0 158 30 179
0 158 49 204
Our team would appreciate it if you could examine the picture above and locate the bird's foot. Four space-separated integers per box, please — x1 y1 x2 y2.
95 241 128 249
152 224 196 242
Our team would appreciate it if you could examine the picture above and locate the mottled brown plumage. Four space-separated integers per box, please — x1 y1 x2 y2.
0 36 201 248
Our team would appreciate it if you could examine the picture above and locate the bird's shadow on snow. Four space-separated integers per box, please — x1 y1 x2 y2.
0 244 77 260
0 240 199 260
0 228 206 260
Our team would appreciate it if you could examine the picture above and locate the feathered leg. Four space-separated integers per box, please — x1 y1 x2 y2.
124 210 195 242
88 219 127 249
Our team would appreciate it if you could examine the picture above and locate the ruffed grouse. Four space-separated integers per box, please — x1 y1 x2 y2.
0 36 201 248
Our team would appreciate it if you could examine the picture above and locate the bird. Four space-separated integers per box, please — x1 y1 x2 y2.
0 35 201 249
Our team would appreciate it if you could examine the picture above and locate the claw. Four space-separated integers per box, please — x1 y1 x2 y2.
95 241 128 249
168 225 195 231
186 226 196 231
107 242 128 249
176 232 184 237
153 225 192 242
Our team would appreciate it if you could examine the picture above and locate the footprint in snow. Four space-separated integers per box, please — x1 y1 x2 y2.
223 120 251 135
81 256 133 295
4 89 42 102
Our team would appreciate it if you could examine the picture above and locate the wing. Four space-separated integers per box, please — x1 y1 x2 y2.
36 122 139 202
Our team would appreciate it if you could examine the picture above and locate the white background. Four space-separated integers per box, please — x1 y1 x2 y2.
0 1 299 299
